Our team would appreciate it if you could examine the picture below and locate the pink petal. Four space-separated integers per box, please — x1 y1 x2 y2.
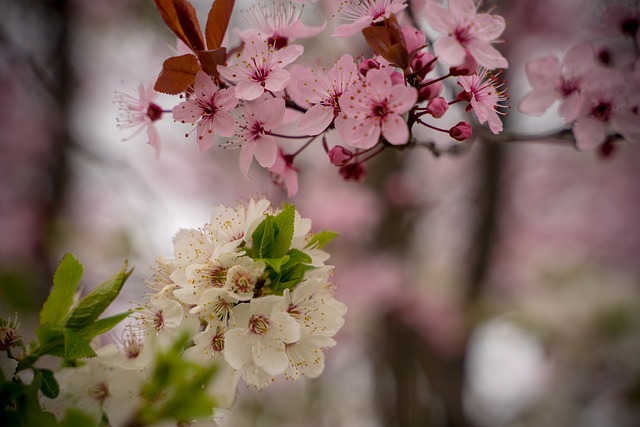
253 135 278 168
573 117 606 150
558 92 586 123
388 85 418 114
333 17 371 37
172 99 202 123
272 44 304 67
196 124 215 152
264 68 291 93
235 80 265 101
610 111 640 143
470 14 506 41
259 98 286 130
381 114 409 145
366 69 393 100
216 87 239 111
211 111 236 137
239 142 255 178
466 39 508 69
296 76 328 104
434 36 467 66
525 56 561 90
350 117 381 149
564 42 596 75
518 90 558 115
194 71 216 99
298 104 334 135
449 0 477 21
146 122 161 159
424 1 456 34
218 65 242 83
281 21 326 40
486 110 503 134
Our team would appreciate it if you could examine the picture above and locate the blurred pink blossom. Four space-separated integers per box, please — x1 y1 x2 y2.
115 82 162 158
333 0 407 37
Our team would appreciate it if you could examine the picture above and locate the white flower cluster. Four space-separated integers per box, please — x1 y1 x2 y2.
46 199 346 425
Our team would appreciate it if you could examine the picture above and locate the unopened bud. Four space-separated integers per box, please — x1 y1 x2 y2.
339 162 367 181
418 81 442 103
412 51 435 80
449 122 472 141
426 97 449 118
328 145 353 166
359 58 381 76
449 52 478 76
390 71 405 85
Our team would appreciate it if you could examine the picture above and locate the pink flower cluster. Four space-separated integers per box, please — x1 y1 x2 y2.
118 0 510 196
519 2 640 151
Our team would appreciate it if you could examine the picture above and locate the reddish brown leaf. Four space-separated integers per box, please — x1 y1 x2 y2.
206 0 235 50
153 0 192 51
197 48 227 77
154 54 201 94
362 16 409 69
172 0 205 52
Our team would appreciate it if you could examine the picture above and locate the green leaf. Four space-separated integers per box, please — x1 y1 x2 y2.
260 256 290 274
36 368 59 399
259 217 275 259
35 323 66 357
40 253 84 326
306 230 339 250
283 249 312 270
63 328 96 359
63 262 132 331
272 205 295 258
77 311 133 340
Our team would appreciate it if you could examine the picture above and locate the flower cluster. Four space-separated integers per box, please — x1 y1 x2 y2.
519 1 640 153
118 0 509 196
43 199 345 426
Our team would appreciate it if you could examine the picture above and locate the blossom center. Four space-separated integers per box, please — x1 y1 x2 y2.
454 26 472 45
248 314 270 335
146 102 163 122
621 17 639 37
560 78 577 97
209 266 228 288
89 382 110 402
373 101 389 117
210 330 225 353
230 270 255 294
592 102 612 122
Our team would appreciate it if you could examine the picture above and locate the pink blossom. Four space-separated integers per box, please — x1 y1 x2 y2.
333 0 407 37
230 97 285 178
598 1 640 41
572 84 640 150
339 69 417 148
269 150 299 197
457 68 507 134
425 0 508 69
518 43 607 122
115 82 163 158
295 54 361 135
218 36 303 101
172 71 237 152
237 2 326 48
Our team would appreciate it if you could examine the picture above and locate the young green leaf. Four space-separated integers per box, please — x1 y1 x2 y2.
306 230 339 250
272 205 295 258
59 409 102 427
260 256 290 274
284 248 312 269
259 216 275 259
76 311 133 341
40 253 83 326
63 262 133 332
36 368 60 399
63 328 96 360
35 323 66 358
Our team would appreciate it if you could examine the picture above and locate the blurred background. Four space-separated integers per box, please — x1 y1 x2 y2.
1 0 640 426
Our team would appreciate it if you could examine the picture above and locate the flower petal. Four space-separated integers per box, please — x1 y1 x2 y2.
381 114 409 145
298 104 334 135
573 117 606 150
434 36 466 66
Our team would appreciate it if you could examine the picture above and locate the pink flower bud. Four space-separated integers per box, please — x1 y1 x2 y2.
359 58 381 76
328 145 353 166
449 52 479 76
418 81 442 103
426 97 449 118
339 162 367 181
449 122 472 141
390 71 405 85
412 51 435 80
